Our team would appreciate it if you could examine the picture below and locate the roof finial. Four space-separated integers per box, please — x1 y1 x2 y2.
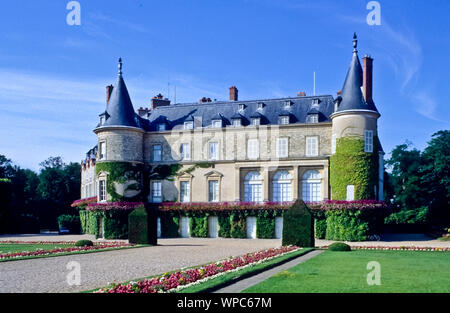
353 33 358 54
118 57 123 76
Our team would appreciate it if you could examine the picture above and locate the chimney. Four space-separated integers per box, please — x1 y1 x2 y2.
297 91 306 97
106 85 114 104
229 86 238 101
362 55 373 104
200 97 212 103
137 107 149 118
151 94 170 110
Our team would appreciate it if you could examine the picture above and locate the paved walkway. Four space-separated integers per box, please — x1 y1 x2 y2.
0 238 280 293
214 250 324 293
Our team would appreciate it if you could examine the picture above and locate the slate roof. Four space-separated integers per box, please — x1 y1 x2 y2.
334 34 379 114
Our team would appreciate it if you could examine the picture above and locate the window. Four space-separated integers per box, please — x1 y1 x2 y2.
180 181 190 203
232 119 241 127
306 137 318 156
184 121 194 130
284 100 292 108
247 139 259 159
238 104 245 111
153 144 162 162
157 123 166 131
331 134 337 154
99 180 106 202
309 114 319 123
273 171 292 202
302 170 321 202
99 141 106 160
312 98 320 106
276 138 288 158
364 130 373 152
180 143 191 161
279 116 289 125
251 118 260 126
99 116 105 125
209 142 219 160
257 102 264 110
212 120 222 128
346 185 355 201
244 171 262 203
151 181 162 203
208 180 219 202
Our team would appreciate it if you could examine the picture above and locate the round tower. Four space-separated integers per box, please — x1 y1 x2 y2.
93 58 144 202
330 34 383 201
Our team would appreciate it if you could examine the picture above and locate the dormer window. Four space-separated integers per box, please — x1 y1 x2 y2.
312 98 320 106
309 114 319 123
232 119 241 127
212 120 222 128
257 102 264 110
184 121 194 130
251 118 260 126
99 116 105 126
238 104 245 111
284 100 292 109
279 116 289 125
157 123 166 131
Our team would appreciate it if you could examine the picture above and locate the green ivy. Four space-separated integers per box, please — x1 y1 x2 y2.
189 216 208 237
256 216 275 239
96 162 143 202
230 213 246 238
218 215 231 238
325 209 370 241
330 137 379 200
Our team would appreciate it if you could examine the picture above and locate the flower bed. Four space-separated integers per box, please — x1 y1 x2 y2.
0 241 134 260
95 246 299 293
71 197 98 208
322 245 450 252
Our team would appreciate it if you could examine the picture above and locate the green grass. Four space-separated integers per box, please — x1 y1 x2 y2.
0 243 72 253
0 243 148 262
243 250 450 293
179 248 313 293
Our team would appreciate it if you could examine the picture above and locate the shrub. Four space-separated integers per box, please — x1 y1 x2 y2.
312 209 327 239
128 206 149 244
230 213 246 238
218 215 231 238
256 216 275 239
57 215 81 234
282 200 314 247
189 216 208 238
328 242 351 251
385 207 429 225
75 240 94 247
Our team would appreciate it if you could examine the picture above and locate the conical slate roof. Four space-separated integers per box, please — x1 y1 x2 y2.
335 34 378 114
103 58 138 128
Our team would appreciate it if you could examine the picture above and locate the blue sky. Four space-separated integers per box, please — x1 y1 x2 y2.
0 0 449 171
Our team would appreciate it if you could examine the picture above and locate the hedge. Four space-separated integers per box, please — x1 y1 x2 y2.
230 213 246 238
256 216 275 239
128 207 149 244
218 215 231 238
189 216 208 238
79 209 131 239
57 215 81 234
282 200 314 247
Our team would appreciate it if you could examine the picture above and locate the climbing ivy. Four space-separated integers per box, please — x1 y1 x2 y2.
148 162 212 181
96 162 143 202
330 137 379 200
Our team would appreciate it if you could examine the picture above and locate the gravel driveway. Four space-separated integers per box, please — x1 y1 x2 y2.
0 238 281 293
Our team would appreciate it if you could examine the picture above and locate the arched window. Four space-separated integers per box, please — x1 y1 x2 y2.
244 171 262 203
273 171 292 202
302 170 322 202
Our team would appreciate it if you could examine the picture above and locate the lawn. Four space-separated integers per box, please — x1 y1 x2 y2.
0 243 72 254
243 250 450 293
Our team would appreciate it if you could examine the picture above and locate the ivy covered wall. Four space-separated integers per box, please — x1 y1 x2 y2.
330 137 379 200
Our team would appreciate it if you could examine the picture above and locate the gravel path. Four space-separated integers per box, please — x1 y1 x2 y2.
0 238 281 293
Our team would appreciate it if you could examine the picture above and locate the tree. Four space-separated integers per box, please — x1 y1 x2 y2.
0 155 14 178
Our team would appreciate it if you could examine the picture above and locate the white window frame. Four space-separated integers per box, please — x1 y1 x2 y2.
208 180 219 202
257 102 264 110
99 115 105 126
232 119 241 127
302 170 322 202
209 142 219 161
273 171 292 202
212 120 222 128
238 104 245 111
251 118 260 126
364 130 373 153
309 114 319 123
247 139 259 160
153 144 162 162
180 143 191 161
184 121 194 130
279 116 289 125
244 171 263 203
180 181 190 203
99 180 107 202
306 136 319 157
151 181 162 203
276 137 289 158
99 141 106 160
